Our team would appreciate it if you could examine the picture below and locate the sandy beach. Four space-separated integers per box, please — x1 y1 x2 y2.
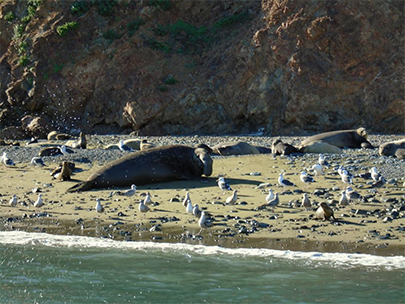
1 134 404 256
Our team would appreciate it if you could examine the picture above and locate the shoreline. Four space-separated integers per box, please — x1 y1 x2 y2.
1 134 404 257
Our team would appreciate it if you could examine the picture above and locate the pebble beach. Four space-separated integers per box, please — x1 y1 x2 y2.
1 134 404 256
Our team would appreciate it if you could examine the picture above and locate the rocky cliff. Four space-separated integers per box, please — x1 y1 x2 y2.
0 0 404 138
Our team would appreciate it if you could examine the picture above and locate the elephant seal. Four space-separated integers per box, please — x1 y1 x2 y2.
299 127 373 153
66 144 213 192
315 202 336 221
211 141 260 156
47 131 71 141
379 138 405 159
271 139 299 155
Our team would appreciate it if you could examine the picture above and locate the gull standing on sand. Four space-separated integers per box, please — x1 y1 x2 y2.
340 170 353 185
265 189 275 203
266 193 279 211
300 171 315 187
318 154 330 168
118 140 132 152
217 177 232 191
186 200 193 214
226 190 238 204
139 199 150 214
9 194 18 207
311 164 324 177
370 167 383 182
302 193 311 210
339 190 349 207
143 192 153 205
183 192 191 207
198 211 214 234
2 152 15 166
59 145 69 156
345 186 361 200
192 204 202 218
122 184 137 197
31 156 45 167
95 198 104 213
34 194 44 208
278 173 295 188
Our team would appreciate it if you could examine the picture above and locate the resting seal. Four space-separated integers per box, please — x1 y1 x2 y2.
299 128 373 153
67 144 213 192
379 138 405 159
211 141 260 156
271 139 299 155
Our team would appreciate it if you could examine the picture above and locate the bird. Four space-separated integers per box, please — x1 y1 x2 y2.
198 211 214 234
302 193 311 210
186 200 193 214
345 186 361 200
339 190 349 207
371 176 386 191
340 170 353 185
139 199 150 214
192 204 202 218
2 152 15 166
226 190 238 204
182 192 191 207
217 177 232 191
9 194 18 207
266 193 279 211
118 140 132 152
318 154 330 168
300 171 315 186
370 167 383 182
34 194 44 208
265 189 275 203
122 184 137 197
30 156 45 166
311 164 324 177
143 192 153 205
95 199 104 213
26 137 38 145
59 145 69 156
278 173 295 188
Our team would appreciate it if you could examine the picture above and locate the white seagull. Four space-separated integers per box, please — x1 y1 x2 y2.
186 200 193 214
143 192 153 205
266 193 279 211
139 199 150 213
2 152 15 166
95 198 104 213
318 154 330 168
226 190 238 204
370 167 383 182
278 173 295 188
182 192 191 207
192 204 202 218
31 156 45 166
9 194 18 207
198 211 214 234
265 189 275 203
300 171 315 186
311 164 324 176
339 190 349 207
34 194 44 208
118 140 132 152
122 184 137 197
302 193 311 210
217 177 232 191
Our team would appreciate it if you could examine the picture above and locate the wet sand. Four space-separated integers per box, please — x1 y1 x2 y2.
1 136 404 257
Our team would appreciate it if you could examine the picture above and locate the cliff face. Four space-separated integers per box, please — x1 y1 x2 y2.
0 0 404 138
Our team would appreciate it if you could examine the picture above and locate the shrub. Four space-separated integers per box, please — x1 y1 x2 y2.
18 55 29 66
213 11 249 30
127 18 144 36
71 1 90 15
95 0 117 16
56 21 78 36
4 11 15 22
13 24 25 40
152 24 168 37
164 77 177 85
103 29 121 41
149 0 171 11
18 41 28 54
157 85 168 92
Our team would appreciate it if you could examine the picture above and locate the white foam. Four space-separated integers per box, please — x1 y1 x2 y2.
1 231 404 270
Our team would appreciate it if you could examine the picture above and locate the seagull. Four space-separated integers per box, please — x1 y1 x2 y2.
345 186 361 200
278 173 295 188
371 176 386 191
266 193 279 211
217 177 232 191
118 140 132 152
95 198 104 213
192 204 202 218
143 192 153 205
311 164 324 177
265 189 275 203
59 145 69 156
2 152 15 166
186 200 193 214
34 194 44 208
182 192 191 207
300 171 315 186
226 190 238 204
139 199 150 213
122 184 137 197
302 193 311 210
339 190 349 207
9 194 18 207
370 167 383 182
198 211 214 234
340 170 353 185
31 156 45 166
318 154 330 168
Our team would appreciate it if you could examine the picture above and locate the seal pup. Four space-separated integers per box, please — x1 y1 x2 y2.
302 193 311 210
226 190 238 204
34 194 44 208
1 152 15 166
119 140 133 152
59 161 72 181
95 199 104 213
271 139 299 156
300 171 315 187
217 177 232 191
278 173 295 188
198 211 214 234
31 156 45 167
9 194 18 207
315 202 336 221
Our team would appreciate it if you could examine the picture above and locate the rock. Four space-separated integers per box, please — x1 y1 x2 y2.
0 126 27 140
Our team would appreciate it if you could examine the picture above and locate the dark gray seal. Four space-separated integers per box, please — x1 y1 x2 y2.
379 138 405 159
271 139 299 155
299 127 373 153
67 144 213 192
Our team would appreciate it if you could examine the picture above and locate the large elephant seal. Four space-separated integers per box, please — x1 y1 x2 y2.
379 138 405 159
271 139 299 156
299 127 373 153
211 141 260 156
67 144 213 192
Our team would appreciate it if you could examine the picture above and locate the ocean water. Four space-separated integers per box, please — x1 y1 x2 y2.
0 232 404 304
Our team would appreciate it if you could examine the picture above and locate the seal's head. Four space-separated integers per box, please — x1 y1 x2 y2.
357 127 368 139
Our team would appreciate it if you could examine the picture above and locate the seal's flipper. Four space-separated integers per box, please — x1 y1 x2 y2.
66 181 94 193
